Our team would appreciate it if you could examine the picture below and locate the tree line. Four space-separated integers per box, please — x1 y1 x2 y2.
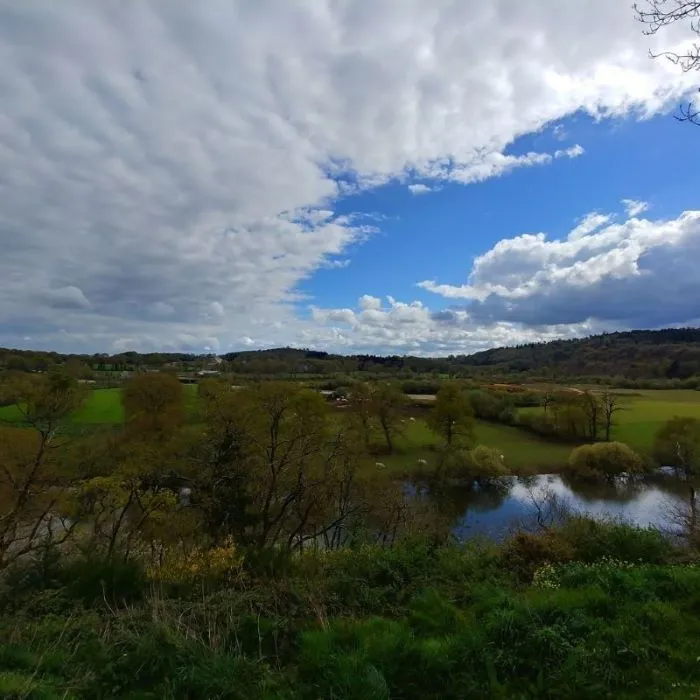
4 327 700 384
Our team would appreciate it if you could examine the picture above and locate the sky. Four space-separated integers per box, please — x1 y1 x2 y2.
1 0 699 357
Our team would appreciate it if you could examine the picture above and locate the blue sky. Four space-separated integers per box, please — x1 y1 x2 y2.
302 111 700 323
1 1 699 356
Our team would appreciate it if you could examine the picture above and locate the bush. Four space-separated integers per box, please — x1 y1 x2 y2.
567 442 644 480
467 390 516 424
501 532 575 581
439 445 509 483
60 557 148 606
556 517 675 565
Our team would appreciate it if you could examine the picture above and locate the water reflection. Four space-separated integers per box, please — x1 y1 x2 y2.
408 473 690 541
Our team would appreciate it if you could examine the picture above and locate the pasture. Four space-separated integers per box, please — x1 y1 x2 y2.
518 388 700 454
375 417 572 475
0 385 199 426
3 385 700 473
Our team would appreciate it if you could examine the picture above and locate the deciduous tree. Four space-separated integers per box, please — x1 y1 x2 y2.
427 382 475 447
122 372 184 439
0 372 86 569
371 383 405 453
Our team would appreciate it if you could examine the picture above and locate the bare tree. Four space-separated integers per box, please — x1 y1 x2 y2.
635 1 700 124
581 391 601 441
600 391 623 442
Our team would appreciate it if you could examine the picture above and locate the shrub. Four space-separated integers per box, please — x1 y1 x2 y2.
556 517 675 564
60 557 148 606
438 445 510 485
567 441 643 480
147 539 244 593
501 532 574 581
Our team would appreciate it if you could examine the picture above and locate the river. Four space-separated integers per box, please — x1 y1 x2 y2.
409 472 693 541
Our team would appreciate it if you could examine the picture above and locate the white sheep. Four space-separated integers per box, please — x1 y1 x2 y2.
417 458 428 466
409 417 416 422
375 462 386 469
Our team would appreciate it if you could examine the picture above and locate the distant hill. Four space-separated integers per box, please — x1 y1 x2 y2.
458 328 700 381
2 328 700 384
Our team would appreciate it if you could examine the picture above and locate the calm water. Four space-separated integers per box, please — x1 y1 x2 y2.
411 473 693 541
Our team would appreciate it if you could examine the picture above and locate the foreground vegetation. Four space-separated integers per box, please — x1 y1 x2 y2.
2 520 700 700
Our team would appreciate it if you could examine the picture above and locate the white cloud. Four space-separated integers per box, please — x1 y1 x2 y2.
359 295 382 311
554 144 585 159
0 1 695 352
552 124 568 141
408 184 433 195
309 207 700 355
622 199 650 217
308 294 602 355
419 208 700 328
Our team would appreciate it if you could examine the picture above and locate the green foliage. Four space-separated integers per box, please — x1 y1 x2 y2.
653 415 700 478
426 382 475 447
555 517 674 565
0 524 698 699
438 445 510 485
468 389 516 424
122 372 185 438
60 557 148 606
567 442 644 480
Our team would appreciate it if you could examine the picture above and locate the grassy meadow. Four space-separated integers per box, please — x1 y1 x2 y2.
3 384 700 473
0 384 199 426
518 388 700 454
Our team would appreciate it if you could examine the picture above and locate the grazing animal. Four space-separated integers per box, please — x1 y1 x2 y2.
375 462 386 468
417 458 428 466
409 417 416 422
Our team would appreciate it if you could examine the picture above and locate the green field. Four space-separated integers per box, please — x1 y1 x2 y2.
518 388 700 454
379 388 700 475
4 386 700 474
0 385 199 426
374 417 572 475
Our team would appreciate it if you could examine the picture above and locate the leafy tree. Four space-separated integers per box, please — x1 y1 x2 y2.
371 382 405 453
5 354 31 372
440 445 509 484
122 372 184 439
346 381 374 451
193 382 363 550
468 445 509 483
427 382 475 447
653 416 700 536
0 373 86 569
567 442 644 481
652 416 700 480
62 357 93 380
